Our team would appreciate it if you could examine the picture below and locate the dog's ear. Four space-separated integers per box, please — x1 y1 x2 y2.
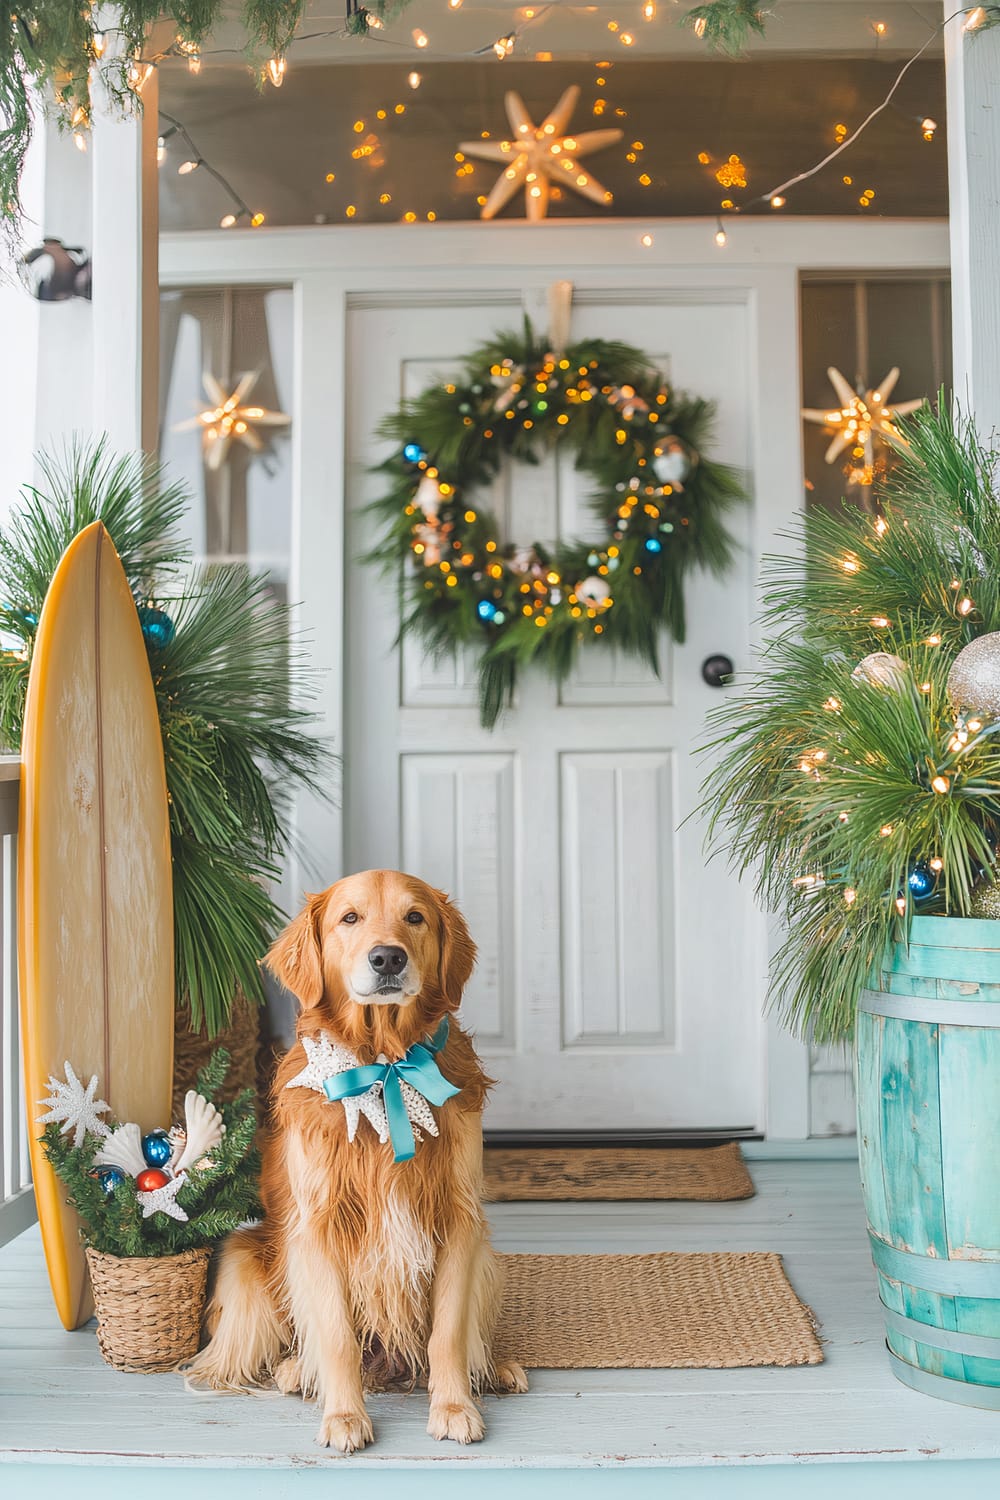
266 891 328 1009
436 892 477 1009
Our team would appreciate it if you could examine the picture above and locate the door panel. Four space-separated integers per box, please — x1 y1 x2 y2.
345 288 760 1130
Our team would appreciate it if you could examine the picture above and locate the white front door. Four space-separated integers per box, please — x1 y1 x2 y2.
345 287 761 1131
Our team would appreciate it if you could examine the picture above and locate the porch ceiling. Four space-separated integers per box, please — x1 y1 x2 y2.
156 54 947 231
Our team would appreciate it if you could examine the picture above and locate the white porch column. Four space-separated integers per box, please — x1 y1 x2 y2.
945 17 1000 436
90 61 160 453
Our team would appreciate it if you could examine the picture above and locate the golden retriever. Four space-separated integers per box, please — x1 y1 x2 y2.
186 869 527 1451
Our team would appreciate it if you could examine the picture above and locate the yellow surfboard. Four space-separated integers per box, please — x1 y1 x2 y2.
19 521 174 1330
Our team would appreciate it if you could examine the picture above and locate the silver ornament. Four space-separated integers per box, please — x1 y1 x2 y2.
851 652 909 692
575 576 612 609
652 441 691 488
947 633 1000 720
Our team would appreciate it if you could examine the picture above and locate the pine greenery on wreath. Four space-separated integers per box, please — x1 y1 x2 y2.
367 321 746 727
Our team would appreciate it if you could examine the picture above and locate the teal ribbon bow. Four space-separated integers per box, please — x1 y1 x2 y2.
323 1017 459 1163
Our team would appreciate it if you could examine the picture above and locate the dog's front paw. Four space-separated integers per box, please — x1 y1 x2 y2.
427 1398 484 1444
316 1407 374 1453
495 1359 529 1394
273 1356 302 1396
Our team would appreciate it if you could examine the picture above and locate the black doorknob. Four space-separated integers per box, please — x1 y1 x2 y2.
701 653 734 688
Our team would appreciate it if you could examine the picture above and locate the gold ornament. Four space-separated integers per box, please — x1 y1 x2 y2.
459 85 623 222
947 632 1000 720
970 881 1000 920
851 651 909 691
802 366 923 485
175 371 290 471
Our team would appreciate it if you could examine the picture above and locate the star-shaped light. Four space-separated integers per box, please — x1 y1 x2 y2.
37 1063 110 1148
137 1172 189 1222
286 1032 390 1144
459 85 623 222
802 366 923 485
175 370 290 471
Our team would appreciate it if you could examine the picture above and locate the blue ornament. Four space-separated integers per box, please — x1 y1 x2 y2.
476 599 498 623
141 1129 172 1168
907 863 936 902
97 1167 126 1196
644 537 663 554
138 606 175 650
403 442 427 465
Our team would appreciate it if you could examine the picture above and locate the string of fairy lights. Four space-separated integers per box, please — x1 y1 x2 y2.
68 3 984 239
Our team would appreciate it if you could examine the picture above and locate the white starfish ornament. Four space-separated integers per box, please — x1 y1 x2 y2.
286 1032 390 1144
37 1063 110 1148
459 85 623 222
174 370 290 471
802 366 923 483
137 1172 189 1222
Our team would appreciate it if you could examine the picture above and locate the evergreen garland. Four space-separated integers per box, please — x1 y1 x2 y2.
40 1049 261 1257
701 401 1000 1043
367 321 746 728
0 1 405 236
682 0 769 54
0 441 328 1033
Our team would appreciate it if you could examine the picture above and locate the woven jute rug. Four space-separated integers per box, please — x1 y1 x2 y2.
494 1251 822 1369
483 1141 755 1202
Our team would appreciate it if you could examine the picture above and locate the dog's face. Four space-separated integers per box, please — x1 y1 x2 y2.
267 871 476 1038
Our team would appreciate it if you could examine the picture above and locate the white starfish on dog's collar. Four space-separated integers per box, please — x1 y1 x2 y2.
286 1033 390 1143
286 1032 440 1147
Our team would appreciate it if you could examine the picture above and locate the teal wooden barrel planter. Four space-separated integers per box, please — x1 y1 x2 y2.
857 914 1000 1408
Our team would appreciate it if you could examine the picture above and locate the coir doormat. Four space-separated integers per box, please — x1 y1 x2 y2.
495 1251 822 1369
484 1141 755 1202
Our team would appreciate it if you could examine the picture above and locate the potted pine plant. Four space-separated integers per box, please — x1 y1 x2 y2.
704 401 1000 1408
0 442 327 1097
37 1048 259 1371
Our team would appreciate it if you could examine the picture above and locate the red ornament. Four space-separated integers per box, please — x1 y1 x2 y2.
136 1168 169 1192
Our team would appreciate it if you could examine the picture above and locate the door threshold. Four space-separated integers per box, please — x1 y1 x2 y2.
483 1128 763 1149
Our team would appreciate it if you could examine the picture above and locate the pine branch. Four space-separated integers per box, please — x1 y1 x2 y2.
702 400 1000 1041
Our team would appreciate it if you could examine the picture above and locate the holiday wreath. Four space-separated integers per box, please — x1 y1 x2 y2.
367 323 747 727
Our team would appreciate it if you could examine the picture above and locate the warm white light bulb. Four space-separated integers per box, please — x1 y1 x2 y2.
408 70 422 88
413 28 429 47
178 159 201 175
73 130 88 152
921 117 937 141
187 51 201 73
964 5 987 27
266 55 286 88
715 226 727 247
220 213 238 228
770 194 786 209
643 0 656 17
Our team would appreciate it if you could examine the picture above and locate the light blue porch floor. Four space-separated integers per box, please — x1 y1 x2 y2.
3 1160 1000 1499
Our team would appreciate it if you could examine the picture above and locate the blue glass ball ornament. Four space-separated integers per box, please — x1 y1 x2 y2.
403 442 427 465
907 863 937 902
97 1167 126 1196
476 599 498 623
138 606 175 650
644 537 663 554
141 1129 172 1168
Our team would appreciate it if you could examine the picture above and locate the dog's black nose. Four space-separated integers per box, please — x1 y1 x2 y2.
368 944 408 977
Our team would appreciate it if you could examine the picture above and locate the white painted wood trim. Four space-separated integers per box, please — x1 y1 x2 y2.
945 17 1000 436
91 62 159 453
160 219 950 285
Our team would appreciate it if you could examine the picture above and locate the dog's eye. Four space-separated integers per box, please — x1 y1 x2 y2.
341 912 360 925
404 910 424 925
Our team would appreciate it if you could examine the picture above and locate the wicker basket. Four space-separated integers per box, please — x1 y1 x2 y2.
85 1245 212 1372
